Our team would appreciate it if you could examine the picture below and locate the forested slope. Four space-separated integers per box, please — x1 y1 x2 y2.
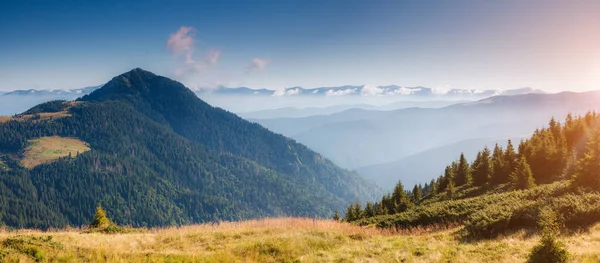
0 69 379 228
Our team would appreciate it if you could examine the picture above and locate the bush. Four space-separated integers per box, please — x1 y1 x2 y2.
528 209 569 263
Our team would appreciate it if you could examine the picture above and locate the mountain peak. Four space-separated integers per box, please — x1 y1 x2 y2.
80 68 193 104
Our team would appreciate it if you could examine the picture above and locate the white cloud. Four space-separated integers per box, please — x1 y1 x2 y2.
325 88 357 96
167 26 195 55
386 87 421 95
272 87 301 97
361 84 384 96
431 86 452 95
312 90 319 94
247 58 270 72
167 26 222 78
286 88 301 95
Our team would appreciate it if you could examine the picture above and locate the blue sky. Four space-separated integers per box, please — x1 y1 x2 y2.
0 0 599 92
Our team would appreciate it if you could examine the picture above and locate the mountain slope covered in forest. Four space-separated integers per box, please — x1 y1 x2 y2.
0 68 380 228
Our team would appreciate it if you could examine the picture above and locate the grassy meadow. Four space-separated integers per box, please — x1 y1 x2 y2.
1 218 600 262
20 136 90 169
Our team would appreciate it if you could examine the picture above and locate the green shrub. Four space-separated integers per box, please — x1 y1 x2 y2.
528 209 569 263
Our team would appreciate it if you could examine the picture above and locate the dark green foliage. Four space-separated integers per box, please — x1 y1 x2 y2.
364 202 375 218
0 68 380 228
490 144 506 184
528 209 569 263
511 156 536 190
23 100 68 114
454 153 471 186
411 185 422 203
332 210 341 221
472 147 491 186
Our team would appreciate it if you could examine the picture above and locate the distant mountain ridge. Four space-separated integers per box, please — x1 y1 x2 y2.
198 85 545 98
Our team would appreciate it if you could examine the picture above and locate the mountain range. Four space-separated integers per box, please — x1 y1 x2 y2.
198 86 545 98
0 86 101 115
0 68 379 228
252 91 600 190
0 84 543 117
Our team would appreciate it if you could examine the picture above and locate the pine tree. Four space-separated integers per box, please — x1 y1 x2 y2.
345 204 356 222
364 202 375 218
472 147 491 186
574 128 600 189
454 153 471 186
428 179 437 196
391 181 413 213
412 184 422 203
90 203 114 229
490 143 506 185
332 209 341 221
352 202 363 220
511 156 536 190
504 139 518 177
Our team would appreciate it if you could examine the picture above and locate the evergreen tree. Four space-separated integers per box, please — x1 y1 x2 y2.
364 202 375 218
490 143 506 185
90 203 114 229
332 209 341 221
504 139 518 177
412 184 422 203
345 204 356 222
454 153 471 186
511 156 536 190
352 201 363 220
574 128 600 189
472 147 491 186
391 181 412 213
428 179 437 196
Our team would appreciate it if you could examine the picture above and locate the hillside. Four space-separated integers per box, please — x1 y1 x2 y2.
1 218 599 262
0 68 380 229
344 111 600 242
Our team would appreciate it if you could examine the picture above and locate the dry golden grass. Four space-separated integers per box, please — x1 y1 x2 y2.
20 136 90 169
1 218 600 262
0 101 82 124
0 116 12 123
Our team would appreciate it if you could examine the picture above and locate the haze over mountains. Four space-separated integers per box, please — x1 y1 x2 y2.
253 91 600 190
0 86 100 115
0 69 380 228
0 84 543 117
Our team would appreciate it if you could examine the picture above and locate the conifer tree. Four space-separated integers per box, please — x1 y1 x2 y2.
412 184 422 203
472 147 491 186
574 128 600 189
332 209 341 221
90 203 114 229
490 143 506 185
364 202 375 218
429 179 437 196
511 156 536 190
345 204 356 222
352 201 363 220
454 153 471 186
391 181 412 213
504 139 518 177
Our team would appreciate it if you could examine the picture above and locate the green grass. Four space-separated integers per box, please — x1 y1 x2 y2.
1 218 600 262
20 136 91 169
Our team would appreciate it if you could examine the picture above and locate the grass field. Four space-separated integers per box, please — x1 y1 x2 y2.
20 136 90 169
0 116 12 123
1 218 600 262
